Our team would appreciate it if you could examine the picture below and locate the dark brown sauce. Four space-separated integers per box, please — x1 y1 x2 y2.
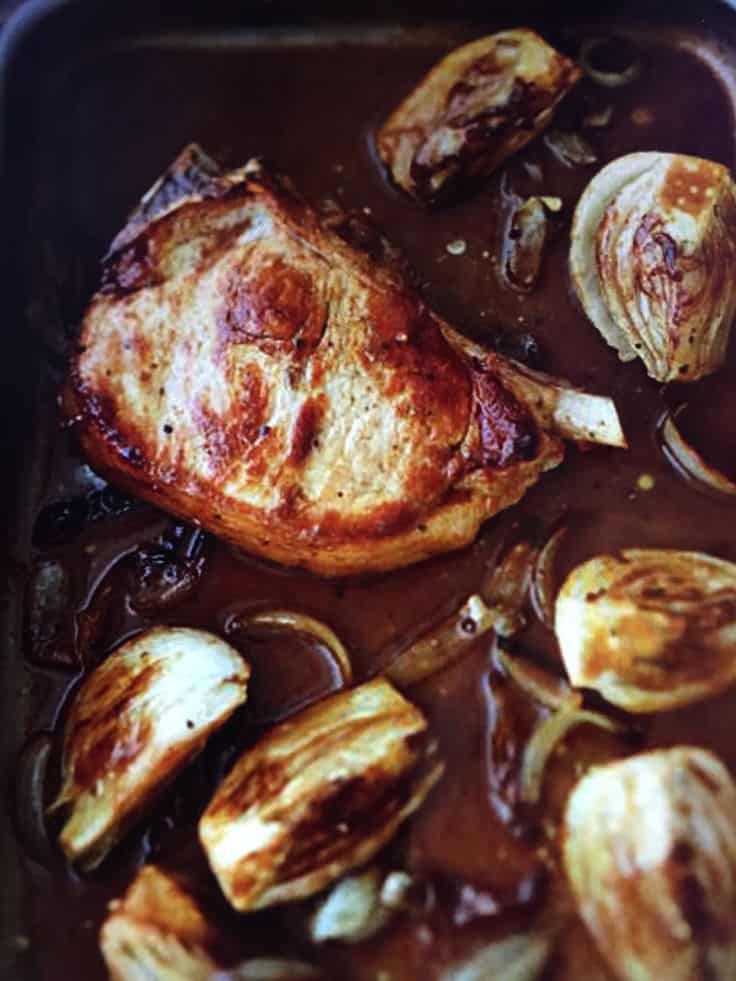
13 23 736 980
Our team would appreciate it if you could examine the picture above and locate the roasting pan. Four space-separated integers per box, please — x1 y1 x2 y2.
3 1 736 978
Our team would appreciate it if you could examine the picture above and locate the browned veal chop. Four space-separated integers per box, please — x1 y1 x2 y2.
64 146 623 575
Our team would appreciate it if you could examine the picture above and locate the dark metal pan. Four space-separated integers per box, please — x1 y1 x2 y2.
3 2 736 978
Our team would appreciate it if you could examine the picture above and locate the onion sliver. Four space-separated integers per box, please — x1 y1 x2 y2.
309 869 391 944
520 704 622 805
583 105 613 128
497 650 573 711
14 732 54 864
580 37 641 88
658 407 736 500
234 610 353 685
386 594 495 687
530 526 567 629
503 197 548 293
544 130 598 167
482 542 538 637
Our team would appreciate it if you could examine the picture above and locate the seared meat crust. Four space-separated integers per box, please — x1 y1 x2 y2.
65 146 564 575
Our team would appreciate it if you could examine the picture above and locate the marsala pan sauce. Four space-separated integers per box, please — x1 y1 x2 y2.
14 20 736 981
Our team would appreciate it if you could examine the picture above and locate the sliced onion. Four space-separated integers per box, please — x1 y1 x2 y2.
386 594 495 687
522 161 544 183
380 870 417 910
494 360 627 448
482 542 538 637
530 526 567 629
503 197 547 293
583 105 613 128
230 610 353 685
497 650 572 711
580 37 641 88
543 130 597 167
658 407 736 500
520 703 622 805
309 868 391 944
442 930 553 981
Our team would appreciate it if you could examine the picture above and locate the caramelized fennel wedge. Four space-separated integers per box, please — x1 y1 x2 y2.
564 748 736 981
54 627 249 868
102 867 323 981
199 678 443 912
555 549 736 712
570 152 736 381
377 29 581 203
100 866 219 981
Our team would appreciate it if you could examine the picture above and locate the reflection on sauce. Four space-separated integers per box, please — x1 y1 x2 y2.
224 625 345 725
407 651 546 908
13 21 736 981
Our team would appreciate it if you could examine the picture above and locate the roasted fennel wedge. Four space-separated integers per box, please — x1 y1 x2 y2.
53 627 249 868
377 29 581 203
101 865 219 981
570 152 736 382
555 549 736 712
564 748 736 981
199 678 443 912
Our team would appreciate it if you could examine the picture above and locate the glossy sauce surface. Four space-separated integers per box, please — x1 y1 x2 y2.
14 21 736 980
